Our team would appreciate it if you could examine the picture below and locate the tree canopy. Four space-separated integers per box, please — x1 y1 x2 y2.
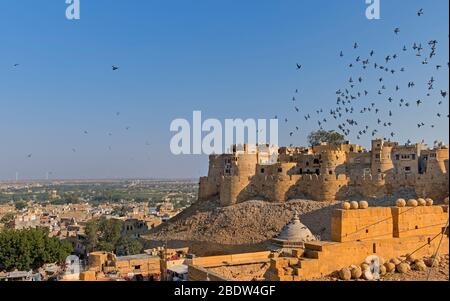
307 130 346 146
14 201 27 211
0 227 73 272
84 218 143 256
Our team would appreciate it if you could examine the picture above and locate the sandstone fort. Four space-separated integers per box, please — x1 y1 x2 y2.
199 139 449 206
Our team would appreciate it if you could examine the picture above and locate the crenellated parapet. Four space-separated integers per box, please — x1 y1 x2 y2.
197 141 449 206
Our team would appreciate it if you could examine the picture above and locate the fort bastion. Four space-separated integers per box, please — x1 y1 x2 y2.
198 139 449 206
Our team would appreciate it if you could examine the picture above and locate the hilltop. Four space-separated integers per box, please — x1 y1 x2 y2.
145 198 340 255
144 194 413 256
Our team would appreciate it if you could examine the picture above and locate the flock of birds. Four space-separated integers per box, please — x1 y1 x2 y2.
13 7 449 162
279 7 449 148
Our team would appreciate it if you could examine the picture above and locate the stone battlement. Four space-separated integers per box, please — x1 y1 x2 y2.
198 139 449 206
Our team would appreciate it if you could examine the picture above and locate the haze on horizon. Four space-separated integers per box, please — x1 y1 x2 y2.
0 0 448 181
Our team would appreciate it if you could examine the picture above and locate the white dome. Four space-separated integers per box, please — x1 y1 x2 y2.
276 213 314 243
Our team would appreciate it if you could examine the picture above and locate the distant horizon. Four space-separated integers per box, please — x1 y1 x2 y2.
0 177 200 184
1 136 449 182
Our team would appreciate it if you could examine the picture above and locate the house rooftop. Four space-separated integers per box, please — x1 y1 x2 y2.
116 253 159 261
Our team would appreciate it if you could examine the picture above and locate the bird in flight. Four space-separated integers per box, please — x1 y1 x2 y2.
296 64 302 70
394 28 400 34
417 9 424 16
27 154 32 158
112 65 119 71
13 64 19 67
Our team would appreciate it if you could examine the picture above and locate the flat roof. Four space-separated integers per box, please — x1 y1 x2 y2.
117 254 159 261
168 264 188 275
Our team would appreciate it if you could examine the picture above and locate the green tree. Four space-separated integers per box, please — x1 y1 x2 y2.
83 218 125 253
14 201 27 211
99 218 123 243
96 241 116 253
0 228 73 272
307 130 346 146
84 220 99 253
115 237 143 256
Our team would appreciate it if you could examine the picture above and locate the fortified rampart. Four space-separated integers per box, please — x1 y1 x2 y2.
198 140 449 206
187 203 449 281
266 204 449 281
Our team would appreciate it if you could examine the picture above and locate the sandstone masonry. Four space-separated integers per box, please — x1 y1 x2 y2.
198 140 449 206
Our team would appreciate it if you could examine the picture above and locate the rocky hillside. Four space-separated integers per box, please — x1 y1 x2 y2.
144 199 341 254
144 190 448 256
144 195 409 255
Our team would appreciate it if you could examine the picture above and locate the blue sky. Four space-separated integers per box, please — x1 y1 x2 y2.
0 0 448 180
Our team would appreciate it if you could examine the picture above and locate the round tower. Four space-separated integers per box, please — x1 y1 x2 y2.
319 150 347 176
371 139 394 174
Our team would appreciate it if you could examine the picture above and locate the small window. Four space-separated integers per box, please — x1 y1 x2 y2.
260 168 265 174
372 243 376 253
411 154 416 160
329 171 333 175
375 154 380 159
395 154 400 160
278 168 283 173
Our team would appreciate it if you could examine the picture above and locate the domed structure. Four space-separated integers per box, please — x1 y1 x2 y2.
268 213 315 254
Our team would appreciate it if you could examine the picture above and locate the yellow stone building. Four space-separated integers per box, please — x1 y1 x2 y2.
198 140 449 206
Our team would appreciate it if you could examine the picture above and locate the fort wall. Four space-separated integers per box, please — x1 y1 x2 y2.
268 205 449 280
188 205 449 281
197 141 449 205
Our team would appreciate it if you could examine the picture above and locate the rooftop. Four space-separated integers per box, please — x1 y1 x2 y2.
116 253 159 261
